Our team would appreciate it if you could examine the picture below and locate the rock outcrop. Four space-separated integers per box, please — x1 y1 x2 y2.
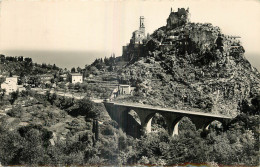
116 8 260 117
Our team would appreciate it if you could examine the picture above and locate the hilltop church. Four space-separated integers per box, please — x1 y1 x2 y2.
132 16 146 44
122 16 147 61
122 8 191 61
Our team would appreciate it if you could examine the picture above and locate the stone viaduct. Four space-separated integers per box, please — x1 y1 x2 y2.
103 102 232 137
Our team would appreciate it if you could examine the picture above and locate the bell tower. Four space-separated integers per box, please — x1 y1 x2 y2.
139 16 145 33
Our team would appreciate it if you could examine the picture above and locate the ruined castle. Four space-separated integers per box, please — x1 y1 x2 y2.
166 7 190 29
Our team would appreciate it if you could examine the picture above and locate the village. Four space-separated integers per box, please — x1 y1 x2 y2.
0 70 135 101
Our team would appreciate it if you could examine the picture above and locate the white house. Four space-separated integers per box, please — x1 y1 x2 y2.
71 73 83 84
1 76 18 94
112 85 135 99
6 75 18 83
119 85 135 95
119 85 131 94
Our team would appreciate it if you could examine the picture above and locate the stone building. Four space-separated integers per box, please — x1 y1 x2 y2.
1 76 18 94
166 8 190 30
112 84 135 98
122 16 147 60
132 16 146 44
119 85 132 95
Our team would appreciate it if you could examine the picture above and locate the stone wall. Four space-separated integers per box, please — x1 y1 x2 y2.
166 8 190 30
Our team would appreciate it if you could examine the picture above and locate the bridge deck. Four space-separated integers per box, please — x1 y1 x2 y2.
110 102 232 119
31 88 232 119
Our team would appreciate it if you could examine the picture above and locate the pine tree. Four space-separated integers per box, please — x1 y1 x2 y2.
95 119 99 141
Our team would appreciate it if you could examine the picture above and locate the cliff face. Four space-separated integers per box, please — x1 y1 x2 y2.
117 10 260 117
188 23 220 53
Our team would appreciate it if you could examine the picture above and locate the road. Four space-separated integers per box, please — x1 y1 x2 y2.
32 88 104 103
31 88 232 119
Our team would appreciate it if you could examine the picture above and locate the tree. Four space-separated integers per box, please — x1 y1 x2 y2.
57 96 74 109
0 130 23 165
74 82 82 91
95 119 99 141
28 76 41 87
24 57 33 67
9 91 19 105
52 64 58 70
156 29 165 41
0 77 5 84
71 67 76 73
0 88 6 100
18 56 24 62
59 82 66 89
250 95 260 114
0 54 5 63
77 67 82 73
68 83 74 90
9 71 13 77
16 125 53 165
89 66 98 75
48 93 57 105
240 94 260 115
84 70 90 78
7 105 24 117
68 97 97 118
104 57 109 66
108 65 114 72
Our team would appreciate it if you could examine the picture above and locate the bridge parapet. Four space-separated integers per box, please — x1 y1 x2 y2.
103 102 232 137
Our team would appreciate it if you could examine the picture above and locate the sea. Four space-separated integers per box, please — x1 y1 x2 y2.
0 50 113 69
1 50 259 72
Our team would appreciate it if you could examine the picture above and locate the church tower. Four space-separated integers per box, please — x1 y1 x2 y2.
139 16 145 33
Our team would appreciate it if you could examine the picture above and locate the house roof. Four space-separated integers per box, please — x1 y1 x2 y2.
71 73 82 76
133 30 145 34
6 75 18 78
119 84 130 87
1 80 16 85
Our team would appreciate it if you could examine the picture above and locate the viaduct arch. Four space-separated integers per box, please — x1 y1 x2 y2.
103 102 232 137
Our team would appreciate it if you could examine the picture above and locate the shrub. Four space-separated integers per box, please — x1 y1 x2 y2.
7 105 24 117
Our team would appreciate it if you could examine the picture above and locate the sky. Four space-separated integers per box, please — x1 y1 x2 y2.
0 0 260 69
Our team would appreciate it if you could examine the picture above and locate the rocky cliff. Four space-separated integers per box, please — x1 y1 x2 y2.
116 9 260 117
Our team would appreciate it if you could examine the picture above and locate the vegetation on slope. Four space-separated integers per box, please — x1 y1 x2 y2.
118 22 260 116
0 90 259 166
0 55 60 77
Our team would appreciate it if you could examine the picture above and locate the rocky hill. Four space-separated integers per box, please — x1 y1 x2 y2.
116 8 260 117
